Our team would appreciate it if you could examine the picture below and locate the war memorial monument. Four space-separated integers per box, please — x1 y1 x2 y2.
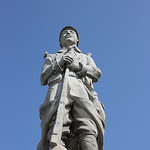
37 26 105 150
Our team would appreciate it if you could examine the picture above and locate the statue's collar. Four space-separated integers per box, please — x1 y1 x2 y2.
57 46 81 53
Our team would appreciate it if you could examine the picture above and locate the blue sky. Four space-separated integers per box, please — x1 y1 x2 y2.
0 0 150 150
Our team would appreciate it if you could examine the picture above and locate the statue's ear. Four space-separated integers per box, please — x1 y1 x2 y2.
76 38 79 46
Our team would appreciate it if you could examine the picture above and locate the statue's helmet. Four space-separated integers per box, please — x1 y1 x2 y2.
59 26 79 48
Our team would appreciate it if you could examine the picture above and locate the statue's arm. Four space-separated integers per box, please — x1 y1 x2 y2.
40 53 63 85
86 56 102 82
77 55 102 82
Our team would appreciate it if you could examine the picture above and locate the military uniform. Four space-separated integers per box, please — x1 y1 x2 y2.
37 46 105 150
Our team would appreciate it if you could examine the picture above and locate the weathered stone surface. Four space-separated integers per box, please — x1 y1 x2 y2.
38 26 105 150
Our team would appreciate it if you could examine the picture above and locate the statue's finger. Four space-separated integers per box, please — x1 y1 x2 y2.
64 57 74 62
64 56 74 60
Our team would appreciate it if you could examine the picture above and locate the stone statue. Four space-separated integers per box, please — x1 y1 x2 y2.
37 26 105 150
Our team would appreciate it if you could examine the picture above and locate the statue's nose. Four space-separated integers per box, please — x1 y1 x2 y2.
66 30 71 34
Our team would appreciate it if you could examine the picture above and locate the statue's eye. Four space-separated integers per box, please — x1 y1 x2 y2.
62 33 67 36
70 30 75 34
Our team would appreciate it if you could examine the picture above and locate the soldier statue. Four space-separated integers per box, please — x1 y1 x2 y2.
37 26 105 150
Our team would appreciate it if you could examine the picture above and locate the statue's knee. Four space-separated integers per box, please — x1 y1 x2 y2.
77 134 98 150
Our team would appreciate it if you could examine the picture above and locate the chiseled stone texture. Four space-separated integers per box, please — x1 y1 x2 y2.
38 26 105 150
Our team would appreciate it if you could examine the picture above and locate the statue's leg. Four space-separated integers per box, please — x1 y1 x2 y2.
71 101 99 150
78 134 98 150
48 96 74 150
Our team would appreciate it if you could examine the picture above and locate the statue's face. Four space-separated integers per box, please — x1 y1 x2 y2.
60 29 78 47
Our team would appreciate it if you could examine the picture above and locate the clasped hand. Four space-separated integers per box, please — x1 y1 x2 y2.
59 54 82 71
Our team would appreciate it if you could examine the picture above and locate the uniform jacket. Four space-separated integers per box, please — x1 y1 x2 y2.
38 46 105 150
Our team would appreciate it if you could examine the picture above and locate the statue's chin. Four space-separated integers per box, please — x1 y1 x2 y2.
63 39 76 47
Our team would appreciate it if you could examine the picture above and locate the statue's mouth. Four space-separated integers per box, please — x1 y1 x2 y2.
66 36 71 38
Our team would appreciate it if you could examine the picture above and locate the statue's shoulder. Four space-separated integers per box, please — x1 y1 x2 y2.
81 51 93 60
43 51 57 59
43 52 49 58
86 52 92 57
80 51 92 57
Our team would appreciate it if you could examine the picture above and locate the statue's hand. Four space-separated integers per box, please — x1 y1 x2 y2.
66 62 82 72
76 63 87 76
59 55 74 67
